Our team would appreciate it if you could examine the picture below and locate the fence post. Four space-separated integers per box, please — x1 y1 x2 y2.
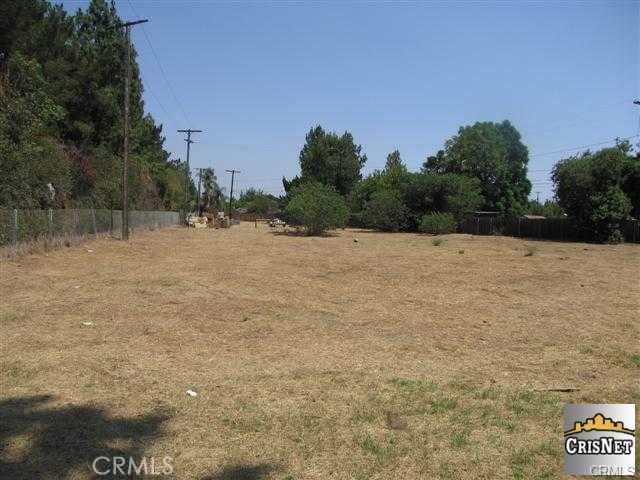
91 208 97 235
476 217 479 235
12 208 18 244
110 209 113 234
48 209 53 240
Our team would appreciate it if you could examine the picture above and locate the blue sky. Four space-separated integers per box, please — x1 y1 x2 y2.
64 0 638 200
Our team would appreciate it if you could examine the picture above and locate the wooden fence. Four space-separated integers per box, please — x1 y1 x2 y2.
458 217 640 243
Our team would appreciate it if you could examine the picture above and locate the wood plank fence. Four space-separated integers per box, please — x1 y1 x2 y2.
458 217 640 243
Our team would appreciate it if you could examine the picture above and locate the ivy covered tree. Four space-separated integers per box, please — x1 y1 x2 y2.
0 0 192 210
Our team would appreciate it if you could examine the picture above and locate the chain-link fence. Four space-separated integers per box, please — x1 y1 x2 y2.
0 209 181 246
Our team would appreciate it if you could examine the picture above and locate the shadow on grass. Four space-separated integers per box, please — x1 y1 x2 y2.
202 463 277 480
0 394 170 479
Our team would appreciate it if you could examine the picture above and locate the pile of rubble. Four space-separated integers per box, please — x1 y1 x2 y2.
186 211 232 229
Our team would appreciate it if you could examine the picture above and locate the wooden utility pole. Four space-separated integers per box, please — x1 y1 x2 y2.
177 129 203 212
195 168 204 215
120 19 148 240
226 169 241 219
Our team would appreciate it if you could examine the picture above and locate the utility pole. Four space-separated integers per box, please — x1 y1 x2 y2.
120 19 148 240
195 168 204 215
226 169 241 219
177 128 203 212
536 191 540 204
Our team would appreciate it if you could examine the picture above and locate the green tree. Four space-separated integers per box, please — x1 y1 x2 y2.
236 188 279 215
401 173 484 227
385 150 406 172
285 182 348 235
362 190 408 232
0 53 70 208
552 143 637 243
526 199 564 217
200 168 223 211
425 121 531 215
285 125 367 196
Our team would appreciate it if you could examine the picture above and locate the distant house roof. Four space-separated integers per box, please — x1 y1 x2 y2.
524 215 546 219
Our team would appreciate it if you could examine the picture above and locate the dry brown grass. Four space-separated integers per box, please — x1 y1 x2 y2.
1 223 639 479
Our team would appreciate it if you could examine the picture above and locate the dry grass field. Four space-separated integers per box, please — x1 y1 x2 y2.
1 222 639 479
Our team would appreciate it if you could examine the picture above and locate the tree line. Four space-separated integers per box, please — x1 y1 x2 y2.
0 0 225 212
276 125 638 243
2 1 638 243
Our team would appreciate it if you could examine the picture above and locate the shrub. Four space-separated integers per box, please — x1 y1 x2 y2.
589 186 632 244
432 238 444 246
419 212 457 235
524 245 536 257
284 182 348 235
362 190 408 232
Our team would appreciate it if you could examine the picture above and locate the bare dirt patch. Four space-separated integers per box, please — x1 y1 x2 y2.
1 223 638 479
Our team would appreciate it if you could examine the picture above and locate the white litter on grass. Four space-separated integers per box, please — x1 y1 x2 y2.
81 322 93 326
74 286 80 289
86 249 94 253
186 389 198 397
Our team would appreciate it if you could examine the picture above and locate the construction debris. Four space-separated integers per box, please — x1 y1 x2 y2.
186 214 209 229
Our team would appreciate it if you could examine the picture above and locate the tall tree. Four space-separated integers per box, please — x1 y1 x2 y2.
425 121 531 215
385 150 406 172
286 125 367 196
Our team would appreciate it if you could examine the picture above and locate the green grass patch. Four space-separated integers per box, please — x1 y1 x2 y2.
356 432 397 463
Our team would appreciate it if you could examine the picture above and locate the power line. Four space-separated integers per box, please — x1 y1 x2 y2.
126 0 193 127
530 134 638 158
522 98 634 138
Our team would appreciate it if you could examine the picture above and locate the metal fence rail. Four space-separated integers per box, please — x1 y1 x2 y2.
0 209 181 246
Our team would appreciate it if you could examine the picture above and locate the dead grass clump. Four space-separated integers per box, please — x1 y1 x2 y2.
0 233 110 259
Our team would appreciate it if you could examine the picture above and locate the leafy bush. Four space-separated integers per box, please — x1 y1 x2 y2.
432 238 444 246
524 245 537 257
419 212 457 235
589 186 632 244
402 173 483 229
362 190 408 232
285 182 348 235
